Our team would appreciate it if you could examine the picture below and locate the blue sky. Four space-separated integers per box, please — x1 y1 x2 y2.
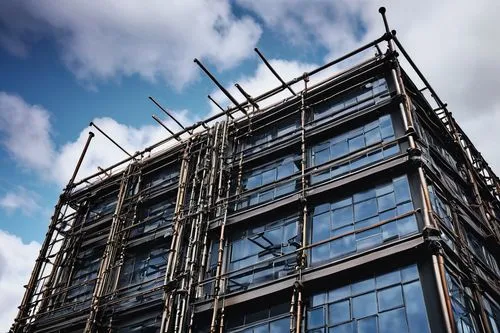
0 0 499 329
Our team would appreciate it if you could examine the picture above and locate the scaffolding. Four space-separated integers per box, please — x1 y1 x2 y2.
11 7 500 333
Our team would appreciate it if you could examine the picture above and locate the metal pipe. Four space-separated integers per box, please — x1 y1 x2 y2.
90 121 133 158
295 288 303 333
435 254 456 333
84 165 133 333
160 139 192 333
194 58 248 115
209 176 232 333
67 132 95 188
235 83 259 110
254 47 296 96
208 95 234 120
431 254 454 333
152 115 182 141
149 96 188 132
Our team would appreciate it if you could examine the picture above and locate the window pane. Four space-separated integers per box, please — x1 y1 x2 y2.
312 243 330 264
403 281 430 333
352 278 375 295
329 300 351 325
397 216 418 236
378 193 396 212
308 307 325 329
379 116 394 138
329 322 354 333
329 285 351 302
332 206 353 229
348 135 365 152
331 234 355 259
376 270 401 289
246 175 261 190
378 307 409 333
382 221 398 242
278 162 294 179
259 189 274 203
312 213 330 243
377 285 404 312
393 177 411 204
352 292 377 318
357 316 377 333
365 128 382 146
262 169 276 185
354 199 377 221
315 148 331 166
356 234 382 251
354 189 376 203
331 142 349 160
269 318 289 333
253 324 269 333
312 293 327 307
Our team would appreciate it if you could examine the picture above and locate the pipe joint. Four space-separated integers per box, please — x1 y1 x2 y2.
423 227 443 254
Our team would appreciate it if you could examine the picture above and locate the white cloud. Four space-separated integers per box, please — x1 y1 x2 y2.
0 91 196 188
237 0 500 172
0 230 40 332
0 92 55 173
0 0 262 89
0 186 41 216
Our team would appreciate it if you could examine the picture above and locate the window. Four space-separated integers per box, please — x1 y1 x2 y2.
310 176 417 265
130 196 176 239
306 264 430 333
241 116 299 154
65 247 103 308
225 215 298 293
118 246 169 289
142 165 180 191
313 77 389 122
236 155 300 210
446 271 480 333
226 303 289 333
428 185 453 230
117 317 160 333
86 194 117 223
466 230 500 276
310 115 399 185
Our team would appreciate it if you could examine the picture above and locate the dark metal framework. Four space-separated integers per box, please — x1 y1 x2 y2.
11 7 499 333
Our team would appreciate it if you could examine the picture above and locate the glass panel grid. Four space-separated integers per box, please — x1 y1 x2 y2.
306 265 430 333
310 115 399 186
310 176 417 265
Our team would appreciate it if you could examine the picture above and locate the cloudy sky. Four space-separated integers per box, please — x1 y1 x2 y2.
0 0 499 330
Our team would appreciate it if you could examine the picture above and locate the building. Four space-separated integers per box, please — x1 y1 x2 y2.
11 7 500 333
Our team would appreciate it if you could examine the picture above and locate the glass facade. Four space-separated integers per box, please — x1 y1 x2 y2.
306 264 430 333
130 196 176 240
236 155 300 210
85 193 117 224
241 115 300 155
310 175 417 265
226 303 289 333
446 271 480 333
466 230 500 276
310 115 399 185
225 215 298 292
313 77 389 123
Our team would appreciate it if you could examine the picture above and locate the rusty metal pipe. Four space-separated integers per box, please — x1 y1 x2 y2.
194 58 248 115
149 96 189 132
254 47 296 96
